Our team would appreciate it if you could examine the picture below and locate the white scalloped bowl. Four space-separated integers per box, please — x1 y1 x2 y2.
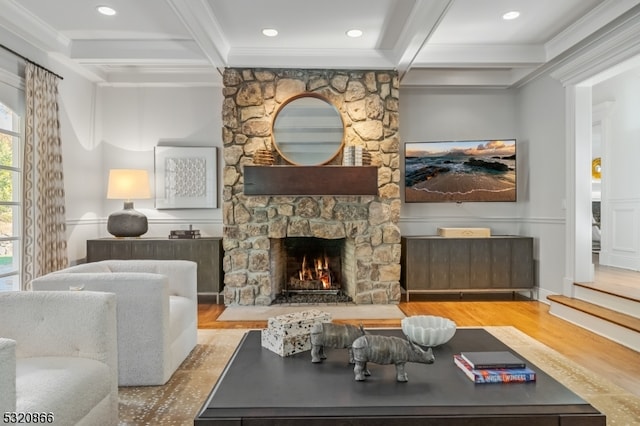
401 315 457 347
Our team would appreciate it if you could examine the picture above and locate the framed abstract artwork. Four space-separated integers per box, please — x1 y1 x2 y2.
154 146 217 209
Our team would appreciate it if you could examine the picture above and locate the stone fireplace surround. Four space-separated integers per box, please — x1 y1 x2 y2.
222 68 401 306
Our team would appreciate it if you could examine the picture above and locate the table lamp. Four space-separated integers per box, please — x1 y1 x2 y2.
106 169 151 237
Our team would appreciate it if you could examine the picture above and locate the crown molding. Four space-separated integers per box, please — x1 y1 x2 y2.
96 65 222 87
551 4 640 85
0 0 70 55
412 44 545 68
545 0 640 61
226 47 395 70
69 39 208 65
401 67 536 89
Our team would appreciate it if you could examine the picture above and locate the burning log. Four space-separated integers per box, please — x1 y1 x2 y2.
289 277 326 290
292 254 333 290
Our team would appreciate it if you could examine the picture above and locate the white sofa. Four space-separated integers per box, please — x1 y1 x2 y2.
0 291 118 425
31 259 198 386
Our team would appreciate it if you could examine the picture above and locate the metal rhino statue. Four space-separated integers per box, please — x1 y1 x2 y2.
352 334 435 382
310 322 366 363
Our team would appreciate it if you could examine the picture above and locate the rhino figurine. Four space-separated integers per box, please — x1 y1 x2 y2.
352 334 435 382
310 322 366 363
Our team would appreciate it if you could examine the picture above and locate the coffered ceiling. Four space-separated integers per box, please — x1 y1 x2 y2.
2 0 638 87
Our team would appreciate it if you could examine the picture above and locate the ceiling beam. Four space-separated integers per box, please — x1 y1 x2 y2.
393 0 452 80
165 0 229 69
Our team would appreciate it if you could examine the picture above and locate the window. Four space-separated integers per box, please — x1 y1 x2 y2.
0 102 21 291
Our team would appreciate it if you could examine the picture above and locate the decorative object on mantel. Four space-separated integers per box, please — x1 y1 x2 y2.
253 149 275 165
352 334 435 382
342 146 372 166
155 146 217 209
437 227 491 238
254 140 276 165
106 169 151 238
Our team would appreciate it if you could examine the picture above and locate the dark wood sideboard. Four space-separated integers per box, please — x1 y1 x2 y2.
86 237 223 297
401 236 535 301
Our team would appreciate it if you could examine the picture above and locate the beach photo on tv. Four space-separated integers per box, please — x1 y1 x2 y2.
405 139 516 203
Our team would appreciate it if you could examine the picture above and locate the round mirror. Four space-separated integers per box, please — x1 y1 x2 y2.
272 93 345 165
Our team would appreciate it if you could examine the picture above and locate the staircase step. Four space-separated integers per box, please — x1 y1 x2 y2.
548 294 640 352
547 295 640 333
574 282 640 319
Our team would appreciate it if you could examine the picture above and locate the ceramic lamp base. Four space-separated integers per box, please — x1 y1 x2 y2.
107 201 148 237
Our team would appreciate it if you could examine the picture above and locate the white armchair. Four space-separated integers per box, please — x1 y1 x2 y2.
0 291 118 425
31 259 198 386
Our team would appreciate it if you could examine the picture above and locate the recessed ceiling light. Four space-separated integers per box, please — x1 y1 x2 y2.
502 11 520 20
262 28 278 37
346 29 363 38
96 5 117 16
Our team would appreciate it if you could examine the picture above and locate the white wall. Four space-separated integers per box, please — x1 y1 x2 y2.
398 77 568 298
399 88 522 236
515 75 567 299
59 82 224 263
57 70 571 294
57 64 103 262
593 69 640 270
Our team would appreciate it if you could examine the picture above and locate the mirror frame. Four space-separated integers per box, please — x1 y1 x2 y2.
271 92 345 166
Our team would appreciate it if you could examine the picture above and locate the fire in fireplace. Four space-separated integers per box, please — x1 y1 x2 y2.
284 237 343 295
284 237 344 294
289 253 336 292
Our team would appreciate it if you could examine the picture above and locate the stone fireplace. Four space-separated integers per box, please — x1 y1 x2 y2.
222 68 401 305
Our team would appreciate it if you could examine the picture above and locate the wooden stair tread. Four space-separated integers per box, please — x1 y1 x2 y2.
548 294 640 333
575 281 640 303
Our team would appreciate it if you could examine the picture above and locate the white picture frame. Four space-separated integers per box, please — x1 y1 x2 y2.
154 146 217 209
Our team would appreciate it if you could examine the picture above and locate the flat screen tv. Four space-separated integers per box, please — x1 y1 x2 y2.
405 139 517 203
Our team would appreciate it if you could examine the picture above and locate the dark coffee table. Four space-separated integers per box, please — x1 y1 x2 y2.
195 328 605 425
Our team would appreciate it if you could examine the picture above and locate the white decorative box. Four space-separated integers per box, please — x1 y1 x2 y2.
261 309 331 357
438 227 491 238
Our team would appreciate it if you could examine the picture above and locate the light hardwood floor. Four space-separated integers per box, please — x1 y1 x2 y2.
198 265 640 398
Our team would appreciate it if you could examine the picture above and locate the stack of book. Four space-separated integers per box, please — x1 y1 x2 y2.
169 229 201 239
453 351 536 384
342 146 372 166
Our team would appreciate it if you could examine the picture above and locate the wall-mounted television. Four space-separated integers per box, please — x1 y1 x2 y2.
405 139 517 203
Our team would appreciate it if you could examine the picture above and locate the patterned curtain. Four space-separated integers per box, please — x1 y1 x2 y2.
21 63 68 289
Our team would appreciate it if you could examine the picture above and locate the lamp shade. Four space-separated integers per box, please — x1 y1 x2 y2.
107 169 151 200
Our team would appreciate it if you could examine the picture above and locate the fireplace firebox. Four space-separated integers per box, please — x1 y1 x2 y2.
270 237 354 304
284 237 343 295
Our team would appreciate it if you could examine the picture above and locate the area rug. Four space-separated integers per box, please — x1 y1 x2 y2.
216 304 406 321
118 327 640 426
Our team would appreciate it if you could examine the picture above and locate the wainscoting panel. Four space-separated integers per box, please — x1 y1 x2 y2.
600 200 640 271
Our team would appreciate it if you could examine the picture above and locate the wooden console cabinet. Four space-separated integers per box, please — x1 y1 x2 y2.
86 237 223 295
401 236 535 300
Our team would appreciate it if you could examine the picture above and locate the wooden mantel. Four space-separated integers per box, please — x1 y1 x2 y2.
243 165 378 196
